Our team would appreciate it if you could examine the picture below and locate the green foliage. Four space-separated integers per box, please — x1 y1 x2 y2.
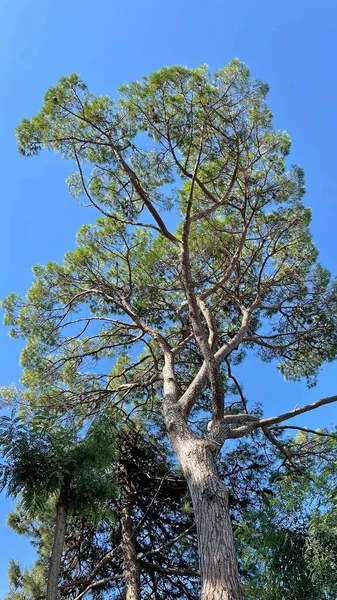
5 556 46 600
238 434 337 599
0 412 118 514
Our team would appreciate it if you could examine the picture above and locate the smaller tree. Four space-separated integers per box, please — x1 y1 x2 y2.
238 430 337 599
0 412 118 600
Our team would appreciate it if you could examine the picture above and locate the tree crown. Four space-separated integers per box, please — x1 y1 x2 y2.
4 60 337 439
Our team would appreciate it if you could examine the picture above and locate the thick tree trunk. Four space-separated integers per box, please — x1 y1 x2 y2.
46 488 68 600
188 450 244 600
120 499 141 600
164 407 244 600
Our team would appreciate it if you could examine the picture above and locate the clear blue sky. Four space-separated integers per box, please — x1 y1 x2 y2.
1 0 337 593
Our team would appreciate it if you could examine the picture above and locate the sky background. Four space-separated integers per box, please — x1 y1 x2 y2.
1 0 337 594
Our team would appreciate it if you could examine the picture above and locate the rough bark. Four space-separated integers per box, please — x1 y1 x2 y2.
47 487 68 600
164 404 244 600
120 499 141 600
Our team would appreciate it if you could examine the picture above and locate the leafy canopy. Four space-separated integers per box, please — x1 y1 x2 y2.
4 60 337 427
0 412 118 514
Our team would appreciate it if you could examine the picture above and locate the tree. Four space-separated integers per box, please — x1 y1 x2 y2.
0 412 118 600
5 60 337 598
238 430 337 599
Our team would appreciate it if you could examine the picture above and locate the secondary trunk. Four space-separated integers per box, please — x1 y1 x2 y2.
165 410 244 600
120 498 141 600
46 487 68 600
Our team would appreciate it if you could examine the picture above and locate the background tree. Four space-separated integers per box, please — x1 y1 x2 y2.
4 60 337 598
0 412 118 600
239 430 337 599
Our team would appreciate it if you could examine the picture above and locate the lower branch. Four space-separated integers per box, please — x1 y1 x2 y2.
73 574 123 600
262 426 293 464
228 394 337 439
140 560 198 578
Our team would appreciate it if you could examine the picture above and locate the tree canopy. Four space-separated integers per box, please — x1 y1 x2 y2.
4 61 337 427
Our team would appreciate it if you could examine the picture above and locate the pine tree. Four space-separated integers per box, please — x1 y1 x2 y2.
4 60 337 598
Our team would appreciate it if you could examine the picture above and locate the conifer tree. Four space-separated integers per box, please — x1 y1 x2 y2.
5 60 337 598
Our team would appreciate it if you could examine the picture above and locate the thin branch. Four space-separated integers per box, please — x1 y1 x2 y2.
59 545 122 593
271 425 337 439
72 573 123 600
139 559 198 578
262 425 294 464
138 524 196 560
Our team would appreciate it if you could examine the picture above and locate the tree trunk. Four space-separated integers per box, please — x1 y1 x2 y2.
165 408 244 600
120 498 141 600
46 487 68 600
188 449 244 600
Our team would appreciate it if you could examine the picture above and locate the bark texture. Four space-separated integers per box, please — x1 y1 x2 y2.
121 499 141 600
165 405 244 600
46 489 68 600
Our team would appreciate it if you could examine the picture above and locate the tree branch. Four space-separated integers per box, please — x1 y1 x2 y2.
228 395 337 439
138 524 196 560
178 307 252 416
139 559 198 578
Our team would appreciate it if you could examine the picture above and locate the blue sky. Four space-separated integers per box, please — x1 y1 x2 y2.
1 0 337 593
